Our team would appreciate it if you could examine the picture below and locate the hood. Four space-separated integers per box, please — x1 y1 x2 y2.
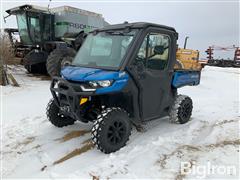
61 66 124 82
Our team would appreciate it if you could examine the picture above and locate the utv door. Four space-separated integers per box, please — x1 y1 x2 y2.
131 30 175 120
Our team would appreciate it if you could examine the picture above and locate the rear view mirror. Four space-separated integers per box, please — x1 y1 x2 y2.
154 45 165 55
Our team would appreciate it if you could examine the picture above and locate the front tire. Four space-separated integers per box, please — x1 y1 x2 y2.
169 95 193 124
46 99 76 127
91 108 132 154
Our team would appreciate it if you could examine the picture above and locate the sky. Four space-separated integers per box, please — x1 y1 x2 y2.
1 0 239 59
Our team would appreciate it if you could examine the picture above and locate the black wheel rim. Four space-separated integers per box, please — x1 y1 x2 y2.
107 120 126 145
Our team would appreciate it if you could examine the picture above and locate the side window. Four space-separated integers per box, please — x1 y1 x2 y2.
29 17 41 42
135 32 170 70
43 15 51 41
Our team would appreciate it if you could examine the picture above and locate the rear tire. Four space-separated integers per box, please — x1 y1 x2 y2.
91 108 132 154
46 99 75 127
169 95 193 124
46 48 76 77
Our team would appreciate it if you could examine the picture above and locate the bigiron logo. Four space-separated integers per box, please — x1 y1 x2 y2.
181 161 237 178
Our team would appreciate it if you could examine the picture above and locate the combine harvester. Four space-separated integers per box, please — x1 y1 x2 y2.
5 4 108 75
205 45 240 67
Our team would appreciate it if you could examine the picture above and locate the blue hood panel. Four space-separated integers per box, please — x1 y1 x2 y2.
61 66 129 94
61 66 123 82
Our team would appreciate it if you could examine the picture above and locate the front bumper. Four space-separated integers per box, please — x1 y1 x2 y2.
50 77 94 120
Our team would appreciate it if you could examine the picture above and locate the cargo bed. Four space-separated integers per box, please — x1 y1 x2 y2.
172 70 201 88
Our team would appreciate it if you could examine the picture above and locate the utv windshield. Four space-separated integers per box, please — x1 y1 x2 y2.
72 30 137 69
16 13 41 45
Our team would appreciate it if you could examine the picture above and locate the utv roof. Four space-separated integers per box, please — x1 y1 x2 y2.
97 22 176 32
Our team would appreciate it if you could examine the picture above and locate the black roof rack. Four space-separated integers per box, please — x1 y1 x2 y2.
98 22 176 32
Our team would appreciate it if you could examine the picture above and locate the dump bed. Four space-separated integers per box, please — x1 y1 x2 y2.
172 70 201 88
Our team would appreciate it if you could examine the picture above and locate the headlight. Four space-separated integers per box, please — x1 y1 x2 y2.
89 80 113 88
98 80 112 87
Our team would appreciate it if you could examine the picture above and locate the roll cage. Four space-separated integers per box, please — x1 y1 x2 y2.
86 22 178 71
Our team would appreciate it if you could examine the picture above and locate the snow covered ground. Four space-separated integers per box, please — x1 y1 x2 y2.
1 66 239 179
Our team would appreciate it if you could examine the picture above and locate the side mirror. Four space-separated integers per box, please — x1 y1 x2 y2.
154 45 165 55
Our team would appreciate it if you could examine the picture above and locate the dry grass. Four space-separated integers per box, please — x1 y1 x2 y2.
0 31 18 85
0 31 14 65
53 141 94 165
13 136 36 149
156 145 201 169
52 130 93 164
213 119 239 127
89 173 100 180
56 130 91 143
6 57 22 65
205 139 240 149
81 138 92 145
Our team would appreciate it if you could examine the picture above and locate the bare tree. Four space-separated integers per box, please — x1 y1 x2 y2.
0 30 18 86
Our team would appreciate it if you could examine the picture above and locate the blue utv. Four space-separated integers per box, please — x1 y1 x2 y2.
46 22 201 153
